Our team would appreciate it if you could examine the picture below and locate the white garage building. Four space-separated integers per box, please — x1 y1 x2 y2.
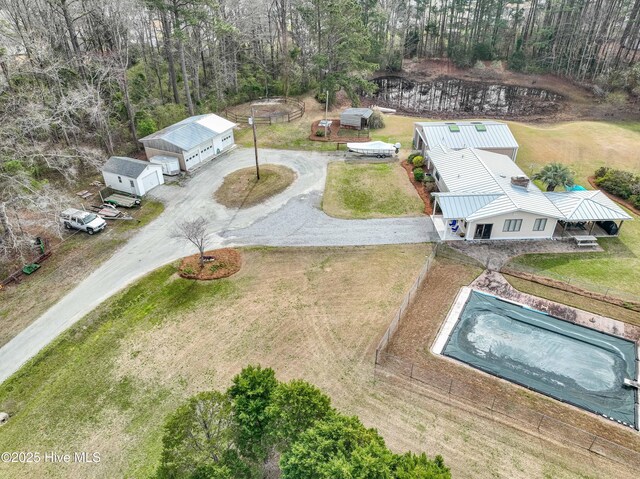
102 156 164 196
139 114 237 172
414 121 519 161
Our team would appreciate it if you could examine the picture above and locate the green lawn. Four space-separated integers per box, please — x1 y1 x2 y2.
322 162 424 218
507 121 640 184
507 210 640 298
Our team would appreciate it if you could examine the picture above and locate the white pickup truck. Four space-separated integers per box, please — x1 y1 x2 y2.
60 208 107 235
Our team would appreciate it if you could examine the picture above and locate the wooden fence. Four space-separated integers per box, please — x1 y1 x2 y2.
223 97 305 124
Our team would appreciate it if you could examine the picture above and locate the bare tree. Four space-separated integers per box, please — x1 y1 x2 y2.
171 216 211 267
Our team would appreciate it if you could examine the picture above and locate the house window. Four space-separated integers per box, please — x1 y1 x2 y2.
533 218 547 231
130 180 135 188
503 219 522 232
435 171 440 181
118 176 122 183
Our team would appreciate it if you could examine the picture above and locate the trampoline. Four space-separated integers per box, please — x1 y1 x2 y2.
443 290 638 428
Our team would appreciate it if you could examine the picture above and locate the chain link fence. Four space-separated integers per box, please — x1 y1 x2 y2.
375 351 640 469
502 261 640 308
373 246 640 470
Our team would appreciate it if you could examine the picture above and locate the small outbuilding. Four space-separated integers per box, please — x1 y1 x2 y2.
414 121 519 161
102 156 164 196
340 108 373 130
139 113 237 171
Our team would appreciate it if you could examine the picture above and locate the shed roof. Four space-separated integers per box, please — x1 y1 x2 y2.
139 114 236 151
415 121 518 150
429 146 564 220
102 156 155 179
341 108 373 118
546 190 632 221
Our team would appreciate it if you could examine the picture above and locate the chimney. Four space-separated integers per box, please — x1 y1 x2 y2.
511 176 530 188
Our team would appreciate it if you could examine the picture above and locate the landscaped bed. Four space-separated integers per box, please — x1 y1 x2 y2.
178 248 242 280
214 164 296 209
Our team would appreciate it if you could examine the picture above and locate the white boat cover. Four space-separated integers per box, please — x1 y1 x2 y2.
346 141 400 155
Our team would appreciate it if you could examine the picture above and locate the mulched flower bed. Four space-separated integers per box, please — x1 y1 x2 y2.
178 248 242 280
401 161 433 215
308 119 370 143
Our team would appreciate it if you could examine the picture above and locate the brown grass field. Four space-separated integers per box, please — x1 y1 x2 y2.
1 246 638 478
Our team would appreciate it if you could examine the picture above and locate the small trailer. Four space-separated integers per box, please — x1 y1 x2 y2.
346 141 401 158
103 193 141 208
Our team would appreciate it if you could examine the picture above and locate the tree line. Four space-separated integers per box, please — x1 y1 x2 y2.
155 364 450 478
0 0 638 263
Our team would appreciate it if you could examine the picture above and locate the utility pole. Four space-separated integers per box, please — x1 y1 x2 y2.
250 106 260 180
324 89 329 137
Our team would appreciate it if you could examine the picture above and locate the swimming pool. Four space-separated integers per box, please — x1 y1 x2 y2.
442 290 638 428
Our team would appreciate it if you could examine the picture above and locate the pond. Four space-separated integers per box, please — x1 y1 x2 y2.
369 76 563 116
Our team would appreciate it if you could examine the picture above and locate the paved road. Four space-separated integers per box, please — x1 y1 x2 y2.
0 148 436 384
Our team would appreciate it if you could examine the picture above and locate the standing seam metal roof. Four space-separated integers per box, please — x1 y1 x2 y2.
139 114 237 151
341 108 374 118
545 191 632 221
415 121 519 150
428 145 565 220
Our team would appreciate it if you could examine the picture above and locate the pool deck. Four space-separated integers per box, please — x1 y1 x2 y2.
432 287 471 355
432 271 640 431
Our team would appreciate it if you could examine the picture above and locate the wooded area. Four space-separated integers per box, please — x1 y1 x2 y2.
0 0 639 262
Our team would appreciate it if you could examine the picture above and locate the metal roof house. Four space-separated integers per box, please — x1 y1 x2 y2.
102 156 164 196
139 114 237 171
414 121 519 161
340 108 373 130
427 146 631 241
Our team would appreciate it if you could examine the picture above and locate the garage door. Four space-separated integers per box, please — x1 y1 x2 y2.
141 171 161 194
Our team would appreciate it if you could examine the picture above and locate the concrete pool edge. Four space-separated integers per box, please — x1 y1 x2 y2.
431 286 640 431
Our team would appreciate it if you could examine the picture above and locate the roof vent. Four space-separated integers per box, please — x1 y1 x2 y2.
511 176 530 189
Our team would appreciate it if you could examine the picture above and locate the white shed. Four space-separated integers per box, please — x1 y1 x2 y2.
102 156 164 196
139 114 237 172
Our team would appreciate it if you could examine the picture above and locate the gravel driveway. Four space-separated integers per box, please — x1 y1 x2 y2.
0 148 436 384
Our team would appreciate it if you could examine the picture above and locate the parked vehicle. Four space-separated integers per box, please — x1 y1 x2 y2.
596 220 618 235
60 208 107 235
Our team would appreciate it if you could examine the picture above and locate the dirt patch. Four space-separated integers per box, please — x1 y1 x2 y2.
400 160 433 214
214 164 296 209
178 248 242 280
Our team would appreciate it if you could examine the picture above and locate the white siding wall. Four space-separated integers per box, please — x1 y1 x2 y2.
102 167 163 196
102 171 138 195
465 212 558 240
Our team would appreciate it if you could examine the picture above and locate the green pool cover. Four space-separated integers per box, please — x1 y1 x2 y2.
443 291 638 428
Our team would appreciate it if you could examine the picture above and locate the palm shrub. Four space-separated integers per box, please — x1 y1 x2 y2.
532 163 575 191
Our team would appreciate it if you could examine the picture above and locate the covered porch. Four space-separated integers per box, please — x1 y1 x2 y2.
432 215 467 240
553 219 627 239
546 190 632 241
